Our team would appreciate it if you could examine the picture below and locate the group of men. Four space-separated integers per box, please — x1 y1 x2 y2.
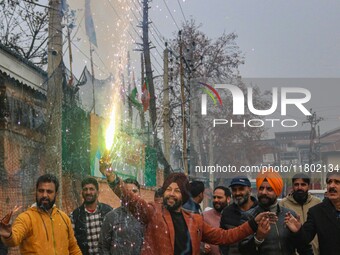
0 167 339 255
219 171 340 255
98 163 340 255
0 174 145 255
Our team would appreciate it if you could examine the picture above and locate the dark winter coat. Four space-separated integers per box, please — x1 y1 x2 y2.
219 196 258 255
71 203 112 255
99 206 144 255
295 198 340 255
238 204 312 255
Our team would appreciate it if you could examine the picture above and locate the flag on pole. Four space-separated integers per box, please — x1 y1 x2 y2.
85 0 97 47
129 87 142 110
61 0 68 14
128 72 143 110
141 79 150 112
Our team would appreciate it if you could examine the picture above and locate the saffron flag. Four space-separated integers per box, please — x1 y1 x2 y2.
85 0 97 47
141 79 150 112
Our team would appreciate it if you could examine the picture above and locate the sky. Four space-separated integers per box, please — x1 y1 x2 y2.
149 0 340 78
67 0 340 135
68 0 340 78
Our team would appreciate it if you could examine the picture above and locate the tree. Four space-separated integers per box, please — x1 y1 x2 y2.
160 20 270 177
168 19 244 82
0 0 51 67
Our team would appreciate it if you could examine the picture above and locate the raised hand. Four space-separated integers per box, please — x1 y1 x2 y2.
284 212 301 232
256 216 271 241
0 221 12 238
0 205 21 238
0 205 21 225
254 212 278 225
203 243 211 254
0 211 12 225
267 212 278 224
99 153 116 182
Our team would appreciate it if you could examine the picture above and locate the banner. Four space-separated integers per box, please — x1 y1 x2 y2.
85 0 97 47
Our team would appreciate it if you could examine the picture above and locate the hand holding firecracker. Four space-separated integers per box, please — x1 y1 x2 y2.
0 205 22 238
1 205 21 225
99 151 117 183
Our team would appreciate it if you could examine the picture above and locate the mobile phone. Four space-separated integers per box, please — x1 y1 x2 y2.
267 212 277 219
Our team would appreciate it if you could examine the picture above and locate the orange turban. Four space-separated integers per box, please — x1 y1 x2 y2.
256 169 283 196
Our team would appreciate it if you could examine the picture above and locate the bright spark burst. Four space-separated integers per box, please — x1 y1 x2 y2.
106 103 117 151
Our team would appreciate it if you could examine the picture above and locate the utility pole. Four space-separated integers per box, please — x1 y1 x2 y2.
66 13 73 85
140 53 145 128
127 51 132 123
45 0 63 207
163 44 171 163
187 41 203 177
179 30 188 175
304 109 323 189
172 36 202 176
142 0 156 133
142 0 171 176
90 44 96 114
304 110 323 165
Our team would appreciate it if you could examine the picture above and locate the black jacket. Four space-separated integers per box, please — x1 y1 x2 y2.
219 196 258 255
99 206 145 255
296 198 340 255
71 203 112 255
239 204 312 255
0 239 7 255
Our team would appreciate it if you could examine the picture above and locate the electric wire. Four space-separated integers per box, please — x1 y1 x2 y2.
106 0 142 40
176 0 187 24
162 0 180 30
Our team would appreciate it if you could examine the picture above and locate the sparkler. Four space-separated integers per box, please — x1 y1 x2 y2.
100 104 118 171
0 205 22 225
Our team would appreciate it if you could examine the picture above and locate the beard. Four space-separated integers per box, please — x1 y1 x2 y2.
258 194 276 208
163 196 182 212
37 197 56 211
213 201 227 212
83 194 98 205
292 190 308 205
233 192 250 207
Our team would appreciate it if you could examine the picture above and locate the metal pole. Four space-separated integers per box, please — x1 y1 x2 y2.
179 31 188 175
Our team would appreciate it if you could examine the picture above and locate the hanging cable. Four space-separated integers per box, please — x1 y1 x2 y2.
162 0 180 30
176 0 187 24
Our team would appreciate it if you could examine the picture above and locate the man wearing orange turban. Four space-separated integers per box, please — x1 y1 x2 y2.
238 170 313 254
256 170 284 197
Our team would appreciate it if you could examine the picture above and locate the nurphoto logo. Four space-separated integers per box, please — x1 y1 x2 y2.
200 84 312 128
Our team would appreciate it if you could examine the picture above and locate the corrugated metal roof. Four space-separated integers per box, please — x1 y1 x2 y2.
0 44 47 94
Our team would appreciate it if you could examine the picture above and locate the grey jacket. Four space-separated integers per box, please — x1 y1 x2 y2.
220 196 258 255
239 204 312 255
99 206 144 255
